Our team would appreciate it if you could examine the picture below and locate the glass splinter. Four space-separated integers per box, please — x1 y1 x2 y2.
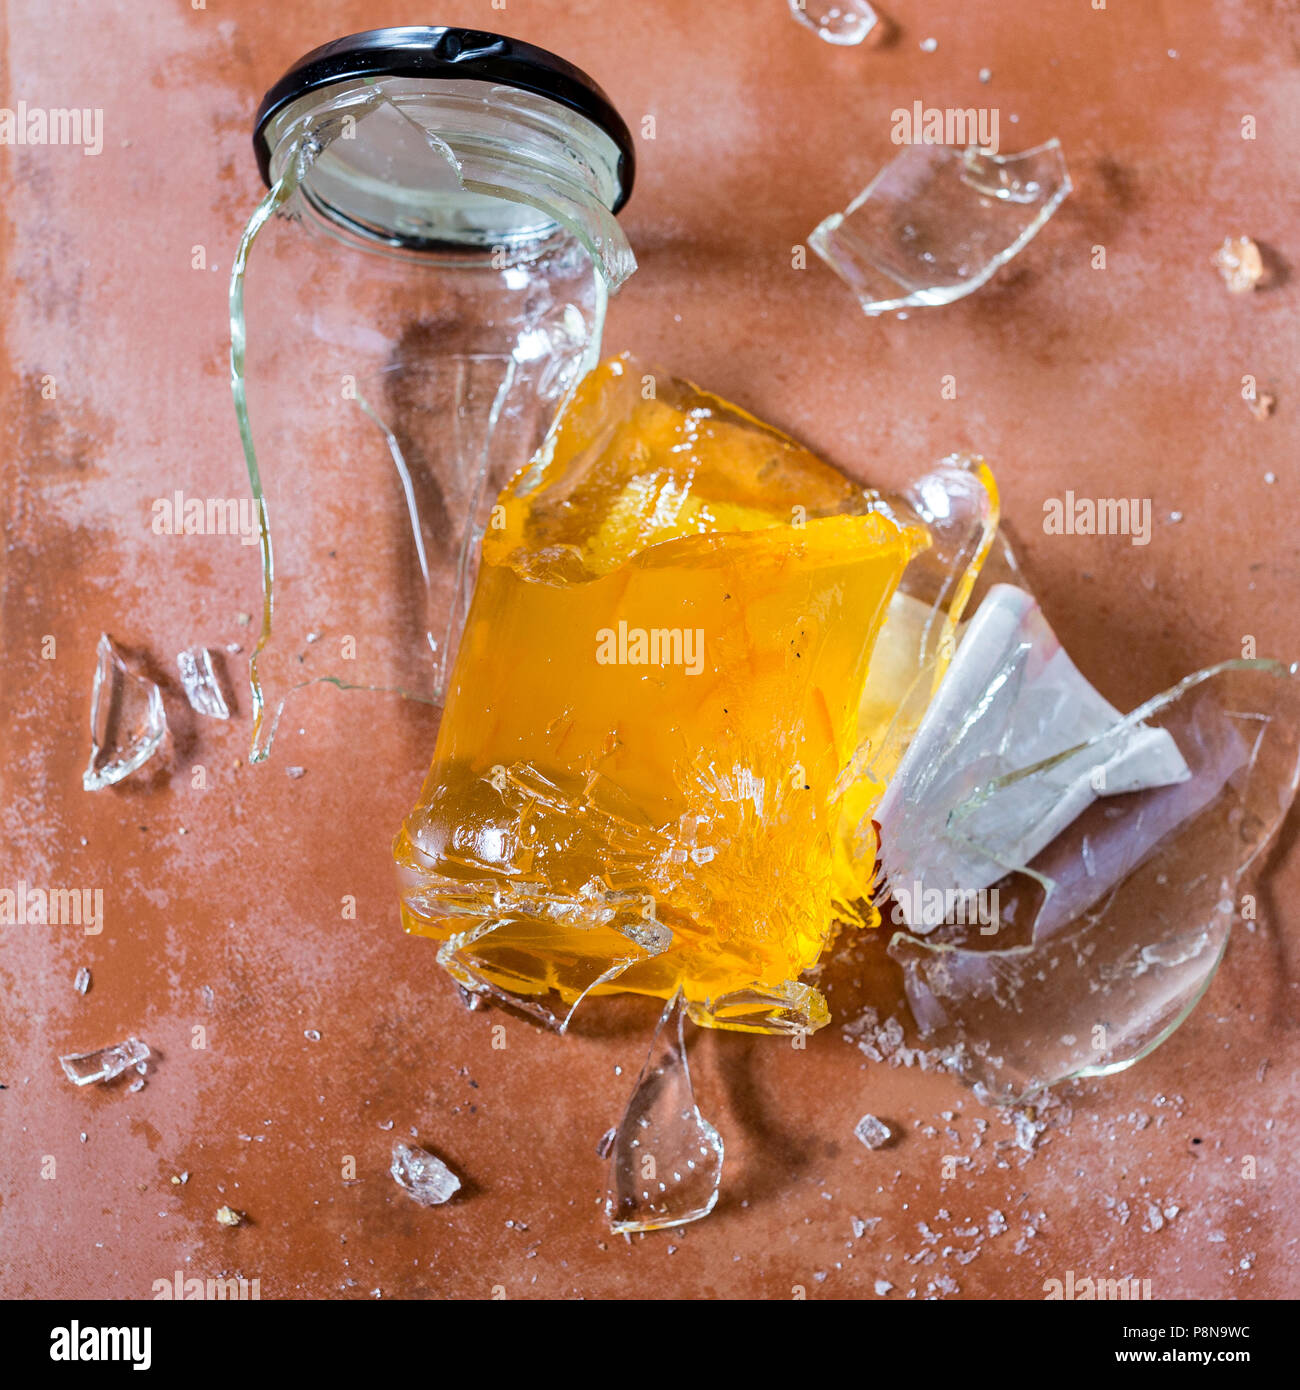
177 646 230 720
605 992 724 1234
887 659 1300 1103
810 139 1072 315
390 1140 461 1206
59 1036 151 1086
83 634 167 791
788 0 880 46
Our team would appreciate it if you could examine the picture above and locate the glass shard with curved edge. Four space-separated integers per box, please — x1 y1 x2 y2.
839 457 999 877
875 584 1192 928
605 992 724 1233
231 78 632 761
887 659 1300 1104
788 0 880 46
83 635 167 791
810 140 1072 316
395 355 931 1036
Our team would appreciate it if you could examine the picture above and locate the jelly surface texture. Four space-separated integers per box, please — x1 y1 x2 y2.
395 356 927 1034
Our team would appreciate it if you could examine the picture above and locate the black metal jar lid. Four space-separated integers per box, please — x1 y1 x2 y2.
252 25 635 213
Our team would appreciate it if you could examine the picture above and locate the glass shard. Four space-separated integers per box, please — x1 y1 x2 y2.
846 457 999 837
874 583 1191 928
810 140 1072 315
788 0 880 46
215 1205 244 1227
854 1113 892 1149
887 659 1300 1103
1212 235 1265 293
59 1036 151 1086
73 967 91 995
390 1140 461 1206
605 993 724 1233
83 635 167 791
177 647 230 719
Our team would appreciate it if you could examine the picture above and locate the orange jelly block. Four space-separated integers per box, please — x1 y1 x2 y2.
394 356 928 1034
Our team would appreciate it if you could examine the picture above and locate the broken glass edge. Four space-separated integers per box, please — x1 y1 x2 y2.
431 916 650 1036
809 138 1073 317
873 583 1194 919
886 657 1299 1102
843 457 1002 824
886 920 1231 1106
943 656 1297 896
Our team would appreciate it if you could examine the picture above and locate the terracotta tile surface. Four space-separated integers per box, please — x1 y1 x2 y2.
2 0 1297 1299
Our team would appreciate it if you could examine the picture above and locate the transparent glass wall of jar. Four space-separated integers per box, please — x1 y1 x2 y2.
231 73 635 759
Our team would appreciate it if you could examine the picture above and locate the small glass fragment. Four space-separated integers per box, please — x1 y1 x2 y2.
73 967 91 995
83 635 167 790
390 1141 461 1206
854 1113 893 1149
787 0 879 46
215 1206 244 1227
605 993 723 1233
1212 236 1265 293
875 1278 894 1295
810 140 1072 316
176 647 230 719
59 1037 150 1086
171 1172 189 1185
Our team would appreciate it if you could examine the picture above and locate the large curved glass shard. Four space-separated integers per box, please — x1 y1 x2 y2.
230 85 623 761
876 584 1191 923
887 659 1300 1104
605 992 724 1233
810 140 1071 315
83 635 167 791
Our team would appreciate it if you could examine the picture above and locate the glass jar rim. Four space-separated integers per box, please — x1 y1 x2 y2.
253 25 635 214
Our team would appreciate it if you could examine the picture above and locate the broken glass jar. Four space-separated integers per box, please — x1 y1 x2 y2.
394 354 937 1036
232 26 636 758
